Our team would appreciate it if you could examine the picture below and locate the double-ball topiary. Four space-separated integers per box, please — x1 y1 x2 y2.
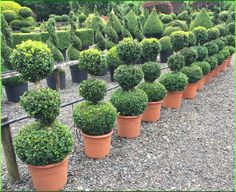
192 61 211 76
180 65 203 84
192 26 208 45
170 31 188 52
167 53 185 72
179 47 198 66
141 62 161 82
140 38 161 62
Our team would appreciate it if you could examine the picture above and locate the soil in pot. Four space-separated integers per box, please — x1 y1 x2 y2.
160 51 173 63
197 76 206 91
117 115 142 138
70 68 88 83
46 73 66 90
142 101 163 122
163 91 183 109
28 157 69 191
182 83 198 99
5 83 28 102
81 131 113 158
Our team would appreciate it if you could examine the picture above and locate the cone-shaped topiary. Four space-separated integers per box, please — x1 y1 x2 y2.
109 10 122 38
159 36 173 52
190 8 213 30
125 9 138 37
134 19 144 41
106 26 118 44
95 30 106 51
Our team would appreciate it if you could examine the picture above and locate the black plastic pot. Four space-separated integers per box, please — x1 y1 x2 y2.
110 68 115 81
5 83 28 102
97 67 108 76
70 68 88 83
160 51 173 63
46 73 66 90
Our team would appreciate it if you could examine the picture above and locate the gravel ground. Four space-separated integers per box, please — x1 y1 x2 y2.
1 57 234 191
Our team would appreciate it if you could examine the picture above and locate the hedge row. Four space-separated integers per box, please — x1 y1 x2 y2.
12 28 94 50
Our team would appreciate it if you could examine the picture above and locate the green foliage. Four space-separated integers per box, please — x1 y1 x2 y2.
179 47 198 66
54 15 62 22
79 48 107 75
19 7 32 18
138 82 167 102
143 9 163 38
204 42 219 56
47 42 64 62
21 88 60 125
106 26 118 44
2 10 17 23
159 36 172 52
10 40 54 82
213 38 226 51
227 22 235 35
216 52 225 65
75 28 94 49
114 65 143 90
10 20 21 30
67 45 80 60
215 25 228 37
79 79 107 104
106 46 122 69
190 8 213 30
208 27 220 40
95 30 106 51
117 38 142 64
205 55 218 70
167 53 185 71
168 20 188 31
141 38 161 62
134 20 144 41
125 9 138 37
20 27 31 33
106 40 116 50
110 88 148 116
163 26 182 36
180 65 203 83
193 46 208 61
2 76 27 87
61 14 69 22
56 31 71 51
219 11 228 22
226 46 234 55
108 10 122 36
1 40 13 70
70 33 82 50
192 61 211 75
170 31 188 52
186 31 197 47
121 27 132 38
84 13 104 32
14 121 73 166
220 48 230 60
142 62 161 82
0 1 22 13
192 26 208 45
178 11 192 25
159 72 188 92
161 15 173 24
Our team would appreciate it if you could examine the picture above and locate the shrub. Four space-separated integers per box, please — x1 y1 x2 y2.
106 46 122 70
10 40 54 83
203 42 219 56
186 31 197 47
138 82 167 102
189 8 213 30
2 10 17 23
108 10 122 37
226 46 234 55
79 79 107 104
140 38 161 62
159 72 188 92
117 38 142 64
167 53 185 72
106 26 118 44
208 28 220 40
192 61 211 75
143 9 164 38
20 27 31 33
78 13 86 23
73 101 116 135
179 47 198 66
0 1 22 13
84 13 104 32
61 14 69 22
192 26 208 45
178 11 192 24
56 31 71 51
114 65 143 90
193 46 208 61
159 36 173 52
216 52 225 65
110 88 148 116
180 65 203 83
215 25 228 37
10 19 21 30
221 48 230 60
227 22 235 35
163 26 182 36
67 45 80 60
14 121 73 166
219 11 228 22
95 30 106 51
21 88 60 125
213 38 226 51
19 7 32 18
2 76 27 87
19 19 32 28
170 31 188 52
161 15 173 24
54 15 62 22
205 56 218 70
106 40 116 50
75 28 94 49
142 62 161 82
168 20 188 31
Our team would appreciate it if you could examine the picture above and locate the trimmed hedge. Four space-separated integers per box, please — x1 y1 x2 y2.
12 33 41 47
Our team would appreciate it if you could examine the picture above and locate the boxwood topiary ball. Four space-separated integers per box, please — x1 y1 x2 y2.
205 56 218 70
106 46 123 70
193 46 208 61
170 31 189 52
226 46 234 55
114 65 143 90
73 101 117 136
142 62 161 82
213 38 226 51
140 38 161 62
192 61 211 76
180 65 203 83
225 35 235 47
204 42 219 56
79 79 107 103
110 88 148 116
216 52 225 65
192 26 208 45
20 88 60 125
179 47 198 66
167 53 185 72
208 28 220 40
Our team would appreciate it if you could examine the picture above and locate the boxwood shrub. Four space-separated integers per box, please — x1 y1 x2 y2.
186 31 197 47
225 35 235 47
2 76 27 87
140 38 161 62
106 46 122 70
208 28 220 40
19 7 33 18
167 53 185 71
205 56 218 70
204 42 219 56
213 38 225 51
180 65 203 83
170 31 188 52
193 46 208 61
142 62 161 82
192 26 208 45
192 61 211 76
159 36 172 52
2 10 17 23
179 47 198 66
216 52 225 65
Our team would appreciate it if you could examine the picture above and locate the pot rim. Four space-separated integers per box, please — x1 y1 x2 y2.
148 100 163 104
81 130 113 139
188 82 199 85
4 83 28 88
118 114 142 119
167 91 183 94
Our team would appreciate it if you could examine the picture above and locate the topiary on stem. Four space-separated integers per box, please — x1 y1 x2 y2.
170 31 188 52
140 38 161 62
167 53 185 72
141 62 161 82
179 47 198 66
192 26 208 45
180 65 203 83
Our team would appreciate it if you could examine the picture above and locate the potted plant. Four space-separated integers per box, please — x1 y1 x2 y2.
180 65 203 99
159 36 173 63
70 64 88 84
205 55 218 80
192 26 208 45
226 46 234 66
73 48 116 158
2 75 28 102
179 47 198 66
219 47 230 72
46 68 66 90
138 62 167 122
11 40 73 191
111 38 148 138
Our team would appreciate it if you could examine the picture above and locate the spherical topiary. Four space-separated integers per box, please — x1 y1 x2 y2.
140 38 161 62
215 25 228 37
10 40 54 83
20 27 31 33
213 38 225 51
10 19 22 30
193 46 208 61
110 88 148 116
227 22 235 35
19 7 33 18
159 36 173 52
170 31 188 52
159 72 188 92
203 42 219 56
179 47 198 66
2 10 17 23
208 28 220 40
186 31 197 47
79 79 107 104
117 38 142 64
161 15 173 24
221 48 230 60
125 10 139 37
167 53 185 72
20 88 60 125
142 62 161 82
216 52 225 65
192 61 211 76
192 26 208 45
138 82 167 102
225 35 235 47
78 13 86 23
226 46 234 55
114 65 143 90
73 101 117 136
163 26 182 36
61 14 69 22
205 56 218 70
106 46 122 70
14 121 73 166
79 48 107 76
180 65 203 83
219 11 228 22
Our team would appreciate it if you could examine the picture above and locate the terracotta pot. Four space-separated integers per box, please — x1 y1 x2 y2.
182 83 198 99
197 76 206 91
142 101 163 122
204 71 213 84
163 91 183 109
219 60 227 72
227 56 232 66
28 157 69 191
212 68 218 78
81 131 113 158
117 115 142 138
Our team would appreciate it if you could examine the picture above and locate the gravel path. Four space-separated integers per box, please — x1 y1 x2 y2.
1 57 234 191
